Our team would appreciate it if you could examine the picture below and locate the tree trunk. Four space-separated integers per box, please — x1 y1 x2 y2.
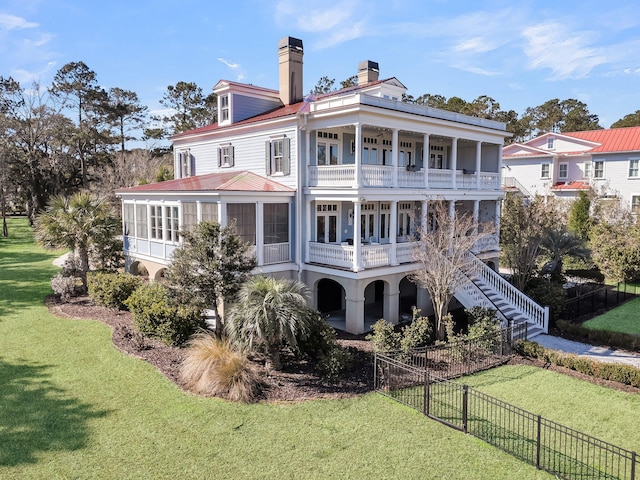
78 246 90 290
266 344 282 372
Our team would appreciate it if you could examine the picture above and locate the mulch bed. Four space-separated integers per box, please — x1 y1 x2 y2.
46 296 639 401
47 296 375 402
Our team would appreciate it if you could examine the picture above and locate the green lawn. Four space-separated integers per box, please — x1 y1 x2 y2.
582 295 640 335
0 218 553 480
461 365 640 453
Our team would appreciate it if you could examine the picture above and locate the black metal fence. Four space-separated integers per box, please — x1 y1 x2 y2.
563 282 639 322
382 322 529 379
375 354 639 479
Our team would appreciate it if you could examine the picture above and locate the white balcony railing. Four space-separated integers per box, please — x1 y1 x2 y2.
262 242 290 265
308 241 417 271
307 166 499 190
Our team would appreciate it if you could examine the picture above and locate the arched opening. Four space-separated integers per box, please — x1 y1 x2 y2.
364 279 385 324
486 260 497 271
317 278 344 313
399 277 417 321
130 261 149 278
154 268 167 282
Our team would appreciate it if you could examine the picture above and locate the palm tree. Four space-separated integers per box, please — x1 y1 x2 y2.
34 192 119 286
225 276 315 371
540 226 590 275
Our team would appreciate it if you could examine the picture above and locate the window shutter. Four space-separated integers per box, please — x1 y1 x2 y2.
265 141 272 175
283 137 291 175
229 146 235 167
190 154 196 176
178 152 184 178
217 147 222 167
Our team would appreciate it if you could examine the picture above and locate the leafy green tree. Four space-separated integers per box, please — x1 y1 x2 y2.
611 110 640 128
164 221 256 330
105 87 147 160
589 215 640 282
539 226 590 274
34 192 120 286
226 276 315 371
568 190 592 239
158 81 216 135
340 75 358 88
49 61 111 187
500 193 555 290
521 98 601 138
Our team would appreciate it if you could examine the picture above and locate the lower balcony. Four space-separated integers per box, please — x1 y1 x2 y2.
308 165 500 190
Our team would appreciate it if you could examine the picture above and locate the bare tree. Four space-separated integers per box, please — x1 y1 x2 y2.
411 200 495 340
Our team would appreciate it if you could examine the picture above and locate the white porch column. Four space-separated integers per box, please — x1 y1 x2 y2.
354 123 362 188
451 137 458 189
353 201 362 271
475 141 482 190
345 291 366 334
384 283 400 325
421 200 429 232
218 202 227 228
256 201 264 266
196 201 202 222
423 133 430 189
473 200 480 236
304 199 311 263
390 199 398 266
392 128 399 188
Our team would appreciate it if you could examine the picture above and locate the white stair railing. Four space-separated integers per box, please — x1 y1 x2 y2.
464 253 549 333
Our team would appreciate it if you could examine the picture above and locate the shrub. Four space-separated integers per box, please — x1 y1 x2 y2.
125 283 206 346
366 319 402 352
87 271 143 310
180 333 261 403
51 274 79 302
295 314 338 361
514 340 640 388
317 346 353 383
556 320 640 352
400 309 433 353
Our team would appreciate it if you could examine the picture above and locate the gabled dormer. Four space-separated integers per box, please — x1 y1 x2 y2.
213 80 283 127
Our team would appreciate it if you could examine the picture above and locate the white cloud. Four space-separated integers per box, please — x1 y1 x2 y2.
217 57 239 69
0 13 38 30
521 22 608 79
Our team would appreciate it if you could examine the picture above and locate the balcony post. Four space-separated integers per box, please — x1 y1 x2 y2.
218 202 227 228
390 200 398 266
354 123 362 188
421 200 429 232
256 201 264 266
392 128 399 188
353 201 362 271
451 137 458 189
305 200 311 263
424 133 430 189
475 141 482 189
494 200 501 235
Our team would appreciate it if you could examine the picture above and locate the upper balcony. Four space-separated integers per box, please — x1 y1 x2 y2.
308 165 500 190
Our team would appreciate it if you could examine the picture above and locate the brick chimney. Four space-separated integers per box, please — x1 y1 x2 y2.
357 60 379 85
278 36 304 105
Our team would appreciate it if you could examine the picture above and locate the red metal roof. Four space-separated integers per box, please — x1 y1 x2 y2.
562 126 640 153
550 181 590 191
116 171 294 194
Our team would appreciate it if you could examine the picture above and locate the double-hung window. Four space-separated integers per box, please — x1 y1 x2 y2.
593 160 604 179
558 163 568 180
165 206 179 243
584 162 591 179
218 144 234 167
123 204 134 236
135 205 148 239
632 195 640 213
629 159 640 178
265 136 290 176
219 94 230 123
178 150 192 178
541 164 550 179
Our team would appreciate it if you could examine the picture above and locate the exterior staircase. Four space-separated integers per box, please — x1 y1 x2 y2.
454 253 549 339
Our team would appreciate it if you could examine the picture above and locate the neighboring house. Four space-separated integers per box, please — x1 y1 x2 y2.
116 36 548 336
502 127 640 209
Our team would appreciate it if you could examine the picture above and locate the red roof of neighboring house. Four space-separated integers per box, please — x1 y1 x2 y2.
115 171 294 194
550 181 590 191
563 126 640 153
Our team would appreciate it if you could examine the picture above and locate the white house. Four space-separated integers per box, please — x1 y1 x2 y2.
502 127 640 209
116 36 548 336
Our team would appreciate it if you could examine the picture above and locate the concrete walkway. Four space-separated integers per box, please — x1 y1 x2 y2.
533 334 640 368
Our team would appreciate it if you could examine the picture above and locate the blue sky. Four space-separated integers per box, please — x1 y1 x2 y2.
2 0 640 130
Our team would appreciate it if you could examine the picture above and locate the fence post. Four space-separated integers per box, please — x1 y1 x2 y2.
632 451 636 480
373 353 378 390
462 385 468 434
536 415 541 470
423 369 428 416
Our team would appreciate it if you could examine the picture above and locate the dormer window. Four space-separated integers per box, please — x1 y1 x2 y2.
547 137 555 149
179 150 192 178
219 94 230 124
217 144 234 168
